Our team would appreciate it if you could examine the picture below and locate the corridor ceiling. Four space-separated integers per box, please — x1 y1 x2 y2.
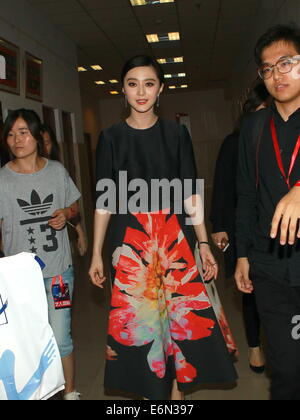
27 0 278 98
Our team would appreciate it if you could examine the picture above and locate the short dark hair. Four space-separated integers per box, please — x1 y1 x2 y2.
255 23 300 65
40 123 61 161
121 55 165 86
2 108 44 156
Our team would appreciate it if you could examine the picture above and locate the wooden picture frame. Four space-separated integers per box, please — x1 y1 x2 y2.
25 52 43 102
0 38 20 95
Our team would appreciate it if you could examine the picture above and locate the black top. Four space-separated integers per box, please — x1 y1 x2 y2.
236 102 300 285
0 147 10 168
210 132 239 237
95 118 198 212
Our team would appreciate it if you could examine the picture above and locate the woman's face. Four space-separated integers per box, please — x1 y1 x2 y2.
42 131 52 158
122 65 164 114
7 118 38 159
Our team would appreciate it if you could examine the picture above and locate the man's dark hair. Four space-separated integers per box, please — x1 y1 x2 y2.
2 109 44 156
121 55 165 86
254 23 300 65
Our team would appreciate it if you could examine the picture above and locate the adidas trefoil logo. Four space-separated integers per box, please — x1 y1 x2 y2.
17 190 54 216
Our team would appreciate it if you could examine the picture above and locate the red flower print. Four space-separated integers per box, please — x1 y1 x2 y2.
108 212 216 382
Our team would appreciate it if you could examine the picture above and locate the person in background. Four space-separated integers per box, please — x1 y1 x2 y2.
89 54 237 400
0 109 81 400
0 126 10 257
40 124 87 257
210 82 270 373
235 24 300 400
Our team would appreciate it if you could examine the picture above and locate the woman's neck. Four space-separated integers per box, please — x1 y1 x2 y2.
9 155 46 174
126 111 158 130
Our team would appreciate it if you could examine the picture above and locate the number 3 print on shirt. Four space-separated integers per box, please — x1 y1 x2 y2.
40 224 58 253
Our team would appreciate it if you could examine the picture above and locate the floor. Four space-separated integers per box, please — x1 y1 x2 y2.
69 246 271 401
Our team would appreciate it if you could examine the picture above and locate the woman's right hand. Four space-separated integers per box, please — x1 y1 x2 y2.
89 256 106 289
211 231 229 250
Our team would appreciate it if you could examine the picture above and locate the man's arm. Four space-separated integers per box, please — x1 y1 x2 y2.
271 184 300 245
235 117 257 293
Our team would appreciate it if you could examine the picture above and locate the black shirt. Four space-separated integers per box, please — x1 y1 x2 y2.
95 118 198 213
210 131 239 237
236 102 300 285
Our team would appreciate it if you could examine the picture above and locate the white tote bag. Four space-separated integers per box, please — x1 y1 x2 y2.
0 253 65 400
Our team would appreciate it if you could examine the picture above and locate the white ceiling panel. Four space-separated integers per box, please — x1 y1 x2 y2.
27 0 281 98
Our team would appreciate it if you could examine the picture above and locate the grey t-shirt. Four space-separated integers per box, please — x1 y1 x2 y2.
0 159 81 278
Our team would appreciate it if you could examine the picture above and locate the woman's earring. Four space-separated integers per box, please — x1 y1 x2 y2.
124 95 128 108
156 95 160 108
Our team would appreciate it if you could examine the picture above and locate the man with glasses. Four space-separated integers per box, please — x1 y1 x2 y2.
235 24 300 400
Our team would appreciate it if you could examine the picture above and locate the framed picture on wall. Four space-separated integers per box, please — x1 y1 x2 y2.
25 52 43 102
0 38 20 95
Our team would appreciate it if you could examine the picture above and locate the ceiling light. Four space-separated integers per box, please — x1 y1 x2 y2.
95 81 105 85
78 67 87 72
146 32 180 43
91 65 103 71
158 57 184 64
168 84 188 90
130 0 147 4
164 72 187 79
130 0 174 5
168 32 180 41
146 34 160 43
110 91 119 95
109 79 119 84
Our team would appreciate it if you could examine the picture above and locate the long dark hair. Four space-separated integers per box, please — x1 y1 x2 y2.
242 82 270 114
2 109 44 157
121 55 165 86
234 82 270 133
40 124 61 161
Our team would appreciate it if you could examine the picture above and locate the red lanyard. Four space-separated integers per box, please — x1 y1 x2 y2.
270 117 300 190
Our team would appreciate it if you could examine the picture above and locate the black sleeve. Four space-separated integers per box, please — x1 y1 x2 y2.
179 124 198 199
235 117 258 258
95 131 114 209
210 133 238 233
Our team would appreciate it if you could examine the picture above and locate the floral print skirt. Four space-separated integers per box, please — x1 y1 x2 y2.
104 212 237 400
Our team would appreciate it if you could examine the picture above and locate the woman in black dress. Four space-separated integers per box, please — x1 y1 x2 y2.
89 55 237 400
210 83 270 373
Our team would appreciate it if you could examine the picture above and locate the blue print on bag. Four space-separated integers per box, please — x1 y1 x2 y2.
0 337 57 400
0 295 8 326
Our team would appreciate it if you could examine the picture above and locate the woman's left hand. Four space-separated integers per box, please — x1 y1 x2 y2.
199 244 218 281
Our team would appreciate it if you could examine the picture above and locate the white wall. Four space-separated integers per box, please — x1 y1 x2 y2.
81 91 102 147
0 0 84 144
